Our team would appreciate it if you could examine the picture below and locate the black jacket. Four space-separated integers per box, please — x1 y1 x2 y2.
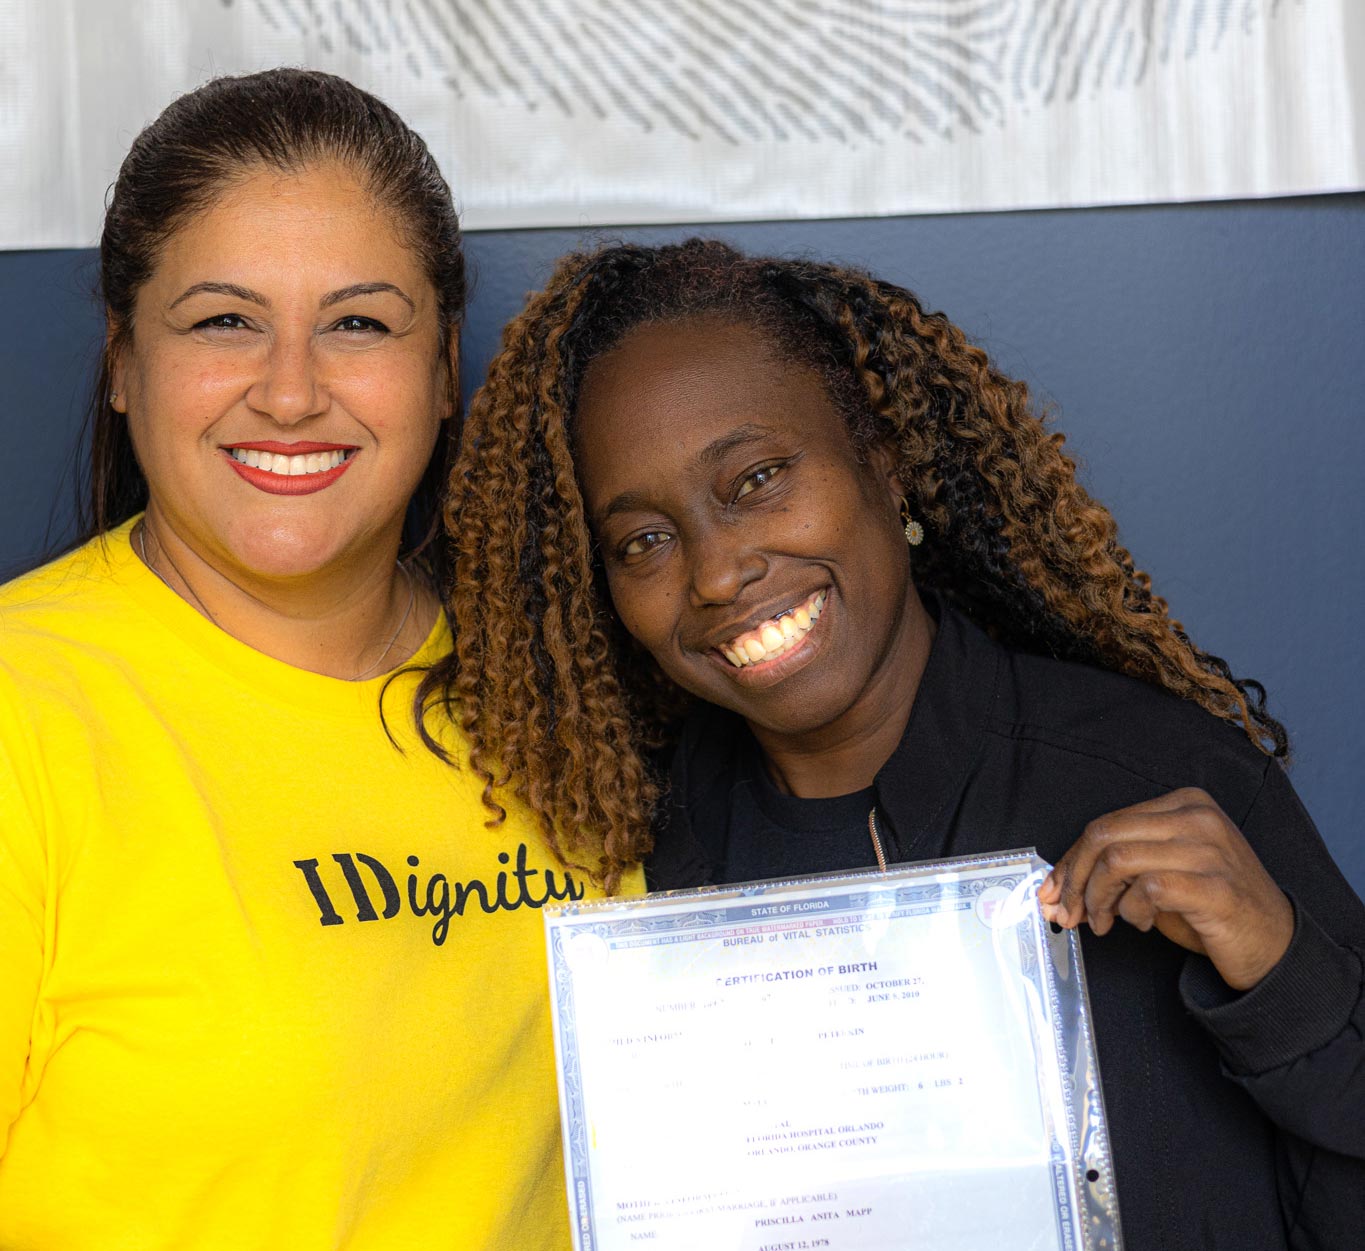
648 603 1365 1250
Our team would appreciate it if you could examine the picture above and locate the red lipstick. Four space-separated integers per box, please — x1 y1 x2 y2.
220 446 357 497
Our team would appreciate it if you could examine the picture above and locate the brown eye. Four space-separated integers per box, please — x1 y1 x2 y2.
194 313 252 332
621 531 672 559
735 463 783 499
332 315 389 334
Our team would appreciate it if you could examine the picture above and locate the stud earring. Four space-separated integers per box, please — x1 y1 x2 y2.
898 496 924 547
109 392 119 404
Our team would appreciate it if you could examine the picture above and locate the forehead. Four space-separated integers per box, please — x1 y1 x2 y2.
145 162 424 292
574 317 845 473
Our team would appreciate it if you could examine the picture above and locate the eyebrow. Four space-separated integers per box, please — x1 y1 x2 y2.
597 489 657 525
167 280 416 312
595 423 778 524
321 282 416 312
696 423 775 468
168 281 266 310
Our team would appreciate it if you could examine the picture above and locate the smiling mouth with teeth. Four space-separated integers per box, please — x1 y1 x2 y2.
227 447 353 477
718 590 827 668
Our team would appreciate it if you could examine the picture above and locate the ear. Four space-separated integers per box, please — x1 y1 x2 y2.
106 314 129 414
865 436 905 507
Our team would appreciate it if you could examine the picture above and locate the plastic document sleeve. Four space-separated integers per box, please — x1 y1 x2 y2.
544 849 1123 1251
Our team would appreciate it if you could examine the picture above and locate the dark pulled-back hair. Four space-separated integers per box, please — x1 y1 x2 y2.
82 67 465 573
429 238 1287 892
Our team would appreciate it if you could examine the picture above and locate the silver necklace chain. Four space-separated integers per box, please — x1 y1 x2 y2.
136 520 418 682
350 563 417 682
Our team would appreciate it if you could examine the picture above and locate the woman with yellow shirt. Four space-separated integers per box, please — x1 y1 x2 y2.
0 68 625 1249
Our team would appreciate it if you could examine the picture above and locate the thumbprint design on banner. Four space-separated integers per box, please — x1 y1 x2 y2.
225 0 1298 146
3 0 1360 245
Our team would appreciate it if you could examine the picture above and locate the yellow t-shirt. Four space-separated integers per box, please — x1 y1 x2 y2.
0 520 635 1249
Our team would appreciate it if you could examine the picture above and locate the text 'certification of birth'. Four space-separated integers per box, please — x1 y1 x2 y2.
544 850 1123 1251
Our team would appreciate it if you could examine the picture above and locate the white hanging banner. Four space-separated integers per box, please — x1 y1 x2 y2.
2 0 1362 248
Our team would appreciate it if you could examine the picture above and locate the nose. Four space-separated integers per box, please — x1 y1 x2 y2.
246 331 328 425
686 523 767 608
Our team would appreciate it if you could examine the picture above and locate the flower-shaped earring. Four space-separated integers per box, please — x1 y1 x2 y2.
898 497 924 547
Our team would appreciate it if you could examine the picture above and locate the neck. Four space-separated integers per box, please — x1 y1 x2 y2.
750 589 936 799
136 506 436 681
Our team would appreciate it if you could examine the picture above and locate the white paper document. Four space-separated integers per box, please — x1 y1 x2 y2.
545 851 1121 1251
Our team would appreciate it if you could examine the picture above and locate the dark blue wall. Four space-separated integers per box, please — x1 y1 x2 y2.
3 196 1362 896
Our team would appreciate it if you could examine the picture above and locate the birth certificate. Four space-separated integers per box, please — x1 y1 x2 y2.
544 850 1122 1251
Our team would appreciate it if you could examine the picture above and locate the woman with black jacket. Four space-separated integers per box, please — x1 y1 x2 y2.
437 238 1365 1249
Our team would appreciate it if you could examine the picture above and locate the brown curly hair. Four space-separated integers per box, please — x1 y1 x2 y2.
420 239 1287 893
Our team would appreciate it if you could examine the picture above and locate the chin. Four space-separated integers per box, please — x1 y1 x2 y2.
751 706 843 739
225 521 352 580
711 683 846 738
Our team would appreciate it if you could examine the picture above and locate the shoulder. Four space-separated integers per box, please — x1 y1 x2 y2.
0 530 149 707
992 643 1273 814
0 532 132 632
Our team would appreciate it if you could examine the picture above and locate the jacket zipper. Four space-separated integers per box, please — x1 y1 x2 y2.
867 807 888 871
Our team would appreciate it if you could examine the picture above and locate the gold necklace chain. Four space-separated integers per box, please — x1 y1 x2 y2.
136 519 418 682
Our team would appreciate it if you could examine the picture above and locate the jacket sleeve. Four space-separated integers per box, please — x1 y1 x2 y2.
0 720 47 1160
1180 759 1365 1245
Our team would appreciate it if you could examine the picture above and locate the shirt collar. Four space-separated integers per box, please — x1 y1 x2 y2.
870 592 1002 859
